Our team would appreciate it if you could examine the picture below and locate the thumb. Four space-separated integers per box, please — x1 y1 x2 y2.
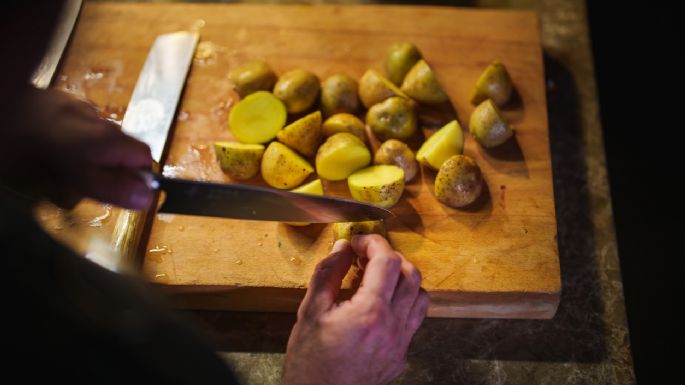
298 240 354 319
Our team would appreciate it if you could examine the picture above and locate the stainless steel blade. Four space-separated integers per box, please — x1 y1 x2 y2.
31 0 83 89
120 31 198 162
152 175 393 223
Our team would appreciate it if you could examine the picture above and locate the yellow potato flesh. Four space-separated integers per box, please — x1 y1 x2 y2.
261 142 314 189
415 120 464 170
333 220 386 241
316 133 371 181
286 179 324 226
229 91 286 144
276 110 322 157
348 165 405 208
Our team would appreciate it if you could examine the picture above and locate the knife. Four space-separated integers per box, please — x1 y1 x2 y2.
145 173 392 223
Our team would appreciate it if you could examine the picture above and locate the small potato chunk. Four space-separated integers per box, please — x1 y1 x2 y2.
261 142 314 189
316 133 371 181
385 42 422 86
469 99 513 148
229 91 286 144
286 179 324 226
273 69 320 114
321 74 360 117
470 61 513 106
322 113 367 142
416 120 464 170
228 61 277 98
358 69 408 109
348 165 405 209
214 142 265 180
333 220 386 241
374 139 418 182
366 96 417 141
276 111 322 157
400 59 449 104
434 155 483 208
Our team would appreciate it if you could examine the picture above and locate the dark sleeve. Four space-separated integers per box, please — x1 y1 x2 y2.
2 197 239 384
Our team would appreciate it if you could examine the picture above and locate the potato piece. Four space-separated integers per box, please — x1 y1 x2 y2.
276 111 322 157
416 120 464 170
366 96 417 141
261 142 314 189
286 179 324 226
229 91 287 144
322 113 366 142
470 61 513 106
316 133 371 181
469 99 513 148
333 220 386 241
214 142 265 180
400 59 449 104
348 165 405 208
385 42 422 86
358 69 408 109
374 139 418 182
273 69 320 114
434 155 483 208
228 61 277 98
321 74 359 117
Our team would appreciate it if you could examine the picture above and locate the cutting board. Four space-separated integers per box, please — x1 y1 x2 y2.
57 3 560 319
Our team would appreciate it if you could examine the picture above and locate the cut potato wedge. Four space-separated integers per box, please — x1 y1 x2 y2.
261 142 314 189
469 99 513 148
229 91 286 144
316 133 371 181
322 113 367 142
416 120 464 170
400 59 449 104
214 142 265 180
348 165 405 208
333 220 386 241
277 111 322 157
286 179 324 226
358 69 408 109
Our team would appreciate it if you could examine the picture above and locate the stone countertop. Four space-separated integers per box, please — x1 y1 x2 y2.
100 0 635 383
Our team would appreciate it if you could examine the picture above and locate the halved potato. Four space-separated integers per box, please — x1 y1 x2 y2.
469 99 514 148
315 133 371 181
276 111 322 157
470 61 513 106
214 142 265 180
415 120 464 170
400 59 449 104
261 142 314 189
366 96 417 141
321 74 360 117
385 42 422 86
286 179 324 226
228 61 277 98
348 165 405 208
358 69 408 109
322 113 367 142
273 69 320 114
229 91 286 144
333 220 386 241
374 139 418 182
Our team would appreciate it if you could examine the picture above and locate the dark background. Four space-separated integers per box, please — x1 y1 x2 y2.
587 2 681 383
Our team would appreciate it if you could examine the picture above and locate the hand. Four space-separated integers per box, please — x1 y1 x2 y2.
1 88 152 209
282 234 429 385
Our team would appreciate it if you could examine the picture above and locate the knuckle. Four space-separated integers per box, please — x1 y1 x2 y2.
405 264 422 287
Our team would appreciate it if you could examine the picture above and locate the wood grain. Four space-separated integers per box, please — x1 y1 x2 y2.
57 3 560 319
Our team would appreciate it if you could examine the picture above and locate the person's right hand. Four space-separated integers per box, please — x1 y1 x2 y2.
282 234 429 385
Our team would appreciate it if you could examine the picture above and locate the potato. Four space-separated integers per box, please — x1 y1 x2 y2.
316 133 371 181
469 99 513 148
273 69 320 114
261 142 314 189
358 69 408 109
214 142 265 180
322 113 367 142
276 111 322 157
434 155 483 208
229 91 286 144
385 42 422 86
400 59 449 104
366 96 417 141
374 139 418 182
228 61 277 98
321 74 360 117
348 165 405 208
286 179 324 226
416 120 464 170
470 61 513 106
333 220 386 241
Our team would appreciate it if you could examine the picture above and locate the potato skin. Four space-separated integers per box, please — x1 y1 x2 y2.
316 133 371 181
261 142 314 189
214 142 265 180
469 99 513 148
400 59 449 104
366 96 417 141
385 42 422 86
333 221 386 241
374 139 418 182
276 111 322 157
322 113 367 142
228 61 278 98
321 74 360 117
434 155 483 208
358 69 407 109
470 61 513 106
273 69 320 114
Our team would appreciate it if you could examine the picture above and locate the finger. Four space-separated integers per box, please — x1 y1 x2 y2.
351 234 402 304
391 258 423 320
79 166 153 209
298 240 354 319
404 289 429 340
96 127 153 169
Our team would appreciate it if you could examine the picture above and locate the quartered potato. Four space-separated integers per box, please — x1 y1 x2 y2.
229 91 287 144
384 42 422 86
348 165 405 209
400 59 449 104
321 74 360 117
470 61 513 106
333 220 387 241
366 96 417 141
276 110 322 157
315 133 371 181
286 179 324 226
416 120 464 170
374 139 418 182
322 113 367 142
358 69 408 109
469 99 513 148
228 61 277 98
273 69 320 114
261 142 314 189
214 142 265 180
434 155 483 208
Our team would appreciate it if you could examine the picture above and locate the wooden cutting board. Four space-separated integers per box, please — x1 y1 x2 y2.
58 3 559 319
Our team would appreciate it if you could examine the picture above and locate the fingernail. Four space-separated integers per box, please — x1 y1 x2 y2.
331 239 349 253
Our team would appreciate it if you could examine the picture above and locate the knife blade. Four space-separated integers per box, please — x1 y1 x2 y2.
148 173 392 223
